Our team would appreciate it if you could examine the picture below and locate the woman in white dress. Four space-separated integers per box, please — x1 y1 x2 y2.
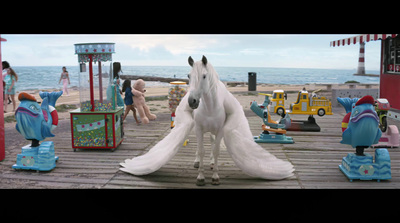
58 66 70 96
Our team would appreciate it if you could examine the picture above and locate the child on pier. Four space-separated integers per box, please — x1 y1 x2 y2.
122 79 141 125
3 63 18 113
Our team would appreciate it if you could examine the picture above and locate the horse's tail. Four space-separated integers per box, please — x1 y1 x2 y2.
223 92 294 180
120 94 194 175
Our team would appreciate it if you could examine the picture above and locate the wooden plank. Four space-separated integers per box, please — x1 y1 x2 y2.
0 173 108 185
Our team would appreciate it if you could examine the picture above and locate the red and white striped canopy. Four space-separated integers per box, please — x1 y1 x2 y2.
330 34 398 47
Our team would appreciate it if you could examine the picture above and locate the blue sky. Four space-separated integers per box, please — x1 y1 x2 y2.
0 34 382 70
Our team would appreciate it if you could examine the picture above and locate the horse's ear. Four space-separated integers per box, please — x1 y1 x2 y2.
188 56 194 67
202 55 207 65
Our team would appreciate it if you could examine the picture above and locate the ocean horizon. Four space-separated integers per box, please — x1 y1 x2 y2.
8 65 380 91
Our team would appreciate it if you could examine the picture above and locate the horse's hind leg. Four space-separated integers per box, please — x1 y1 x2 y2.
195 134 216 170
195 133 215 169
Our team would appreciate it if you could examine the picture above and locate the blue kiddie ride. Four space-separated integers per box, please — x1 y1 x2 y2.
250 93 294 144
337 95 391 182
12 91 62 172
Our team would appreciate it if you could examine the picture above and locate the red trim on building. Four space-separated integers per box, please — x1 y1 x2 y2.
330 34 398 47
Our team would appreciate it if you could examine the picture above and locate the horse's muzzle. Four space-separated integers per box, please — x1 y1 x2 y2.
188 96 200 109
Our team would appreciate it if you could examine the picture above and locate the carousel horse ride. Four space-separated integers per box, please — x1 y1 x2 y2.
250 93 294 144
337 95 391 182
120 56 294 186
12 91 63 172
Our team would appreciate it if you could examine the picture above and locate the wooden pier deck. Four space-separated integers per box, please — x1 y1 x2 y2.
1 107 400 189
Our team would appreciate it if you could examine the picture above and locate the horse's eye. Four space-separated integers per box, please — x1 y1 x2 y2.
203 74 206 79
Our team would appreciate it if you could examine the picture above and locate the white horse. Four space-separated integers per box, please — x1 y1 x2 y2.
120 56 294 186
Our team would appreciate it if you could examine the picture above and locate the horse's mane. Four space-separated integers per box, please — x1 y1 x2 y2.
206 63 220 93
191 61 220 94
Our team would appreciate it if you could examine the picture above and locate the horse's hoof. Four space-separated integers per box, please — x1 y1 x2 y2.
196 178 205 186
194 162 199 168
211 178 220 185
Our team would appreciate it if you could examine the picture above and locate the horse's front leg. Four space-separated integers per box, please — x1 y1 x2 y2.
196 131 206 186
194 150 200 168
211 132 223 185
210 134 215 169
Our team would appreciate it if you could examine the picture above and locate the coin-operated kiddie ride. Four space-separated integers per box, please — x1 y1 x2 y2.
250 93 294 144
70 43 124 151
270 89 333 132
337 95 391 182
13 91 63 171
372 98 399 148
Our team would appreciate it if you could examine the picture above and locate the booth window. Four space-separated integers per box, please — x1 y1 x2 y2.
384 36 400 74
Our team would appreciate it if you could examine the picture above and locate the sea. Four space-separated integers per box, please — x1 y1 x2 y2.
8 66 380 92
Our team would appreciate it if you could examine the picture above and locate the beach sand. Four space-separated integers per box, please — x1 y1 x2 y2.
3 82 379 124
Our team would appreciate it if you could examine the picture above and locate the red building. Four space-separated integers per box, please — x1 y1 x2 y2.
331 34 400 120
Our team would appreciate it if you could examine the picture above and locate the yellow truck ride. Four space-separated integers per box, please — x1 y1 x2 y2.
270 89 333 117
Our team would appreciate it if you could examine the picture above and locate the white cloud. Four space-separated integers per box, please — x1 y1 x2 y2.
0 34 383 69
240 48 265 56
114 34 221 55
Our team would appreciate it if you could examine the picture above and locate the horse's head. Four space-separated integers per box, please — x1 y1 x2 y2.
187 55 218 109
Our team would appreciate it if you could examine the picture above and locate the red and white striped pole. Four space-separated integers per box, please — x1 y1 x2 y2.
356 42 365 75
